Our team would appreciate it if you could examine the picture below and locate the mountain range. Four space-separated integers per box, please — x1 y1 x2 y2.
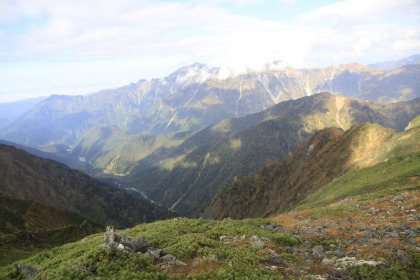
1 56 420 148
203 115 420 219
0 54 419 220
116 93 420 217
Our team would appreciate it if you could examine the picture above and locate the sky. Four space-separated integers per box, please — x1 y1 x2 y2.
0 0 419 103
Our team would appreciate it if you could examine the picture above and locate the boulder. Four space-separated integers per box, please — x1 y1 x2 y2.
120 235 149 253
312 245 325 259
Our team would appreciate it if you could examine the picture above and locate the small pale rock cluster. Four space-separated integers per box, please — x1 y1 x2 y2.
11 263 41 279
103 225 186 269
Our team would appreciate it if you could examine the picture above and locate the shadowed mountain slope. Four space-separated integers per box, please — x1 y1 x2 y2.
0 194 102 235
0 144 175 227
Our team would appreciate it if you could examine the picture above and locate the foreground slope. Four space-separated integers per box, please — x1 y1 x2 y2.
2 178 418 279
0 144 174 227
204 116 420 220
122 93 420 217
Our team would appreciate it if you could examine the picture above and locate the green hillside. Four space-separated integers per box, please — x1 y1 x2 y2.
293 151 420 215
0 217 304 279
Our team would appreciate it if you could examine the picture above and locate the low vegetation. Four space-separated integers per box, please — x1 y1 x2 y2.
294 151 420 214
0 218 302 279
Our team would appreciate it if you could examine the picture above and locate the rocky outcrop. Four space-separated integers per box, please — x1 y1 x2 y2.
103 225 187 270
104 225 150 253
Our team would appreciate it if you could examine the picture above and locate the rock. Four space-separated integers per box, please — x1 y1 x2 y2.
252 240 265 247
339 196 352 204
386 232 399 238
312 245 325 259
104 225 149 253
301 266 312 272
322 258 335 265
12 263 41 279
220 235 229 242
266 257 284 265
263 265 278 271
260 237 272 243
104 225 120 250
334 257 383 270
120 235 149 253
160 254 187 267
261 224 273 230
369 207 379 214
233 235 246 241
205 254 218 261
368 254 375 259
145 248 165 260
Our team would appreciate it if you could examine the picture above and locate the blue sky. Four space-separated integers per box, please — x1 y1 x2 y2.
0 0 419 102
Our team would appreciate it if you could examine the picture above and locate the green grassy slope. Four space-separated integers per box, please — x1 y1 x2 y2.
293 151 420 215
0 218 301 279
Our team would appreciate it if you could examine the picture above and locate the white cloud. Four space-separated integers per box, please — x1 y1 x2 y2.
1 0 420 102
4 0 419 69
305 0 420 23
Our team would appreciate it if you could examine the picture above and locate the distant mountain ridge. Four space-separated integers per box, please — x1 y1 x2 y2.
369 54 420 71
0 96 46 128
1 55 420 147
203 115 420 220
